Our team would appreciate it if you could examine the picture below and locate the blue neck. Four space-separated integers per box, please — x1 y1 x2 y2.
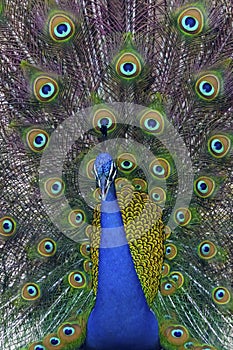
86 183 160 349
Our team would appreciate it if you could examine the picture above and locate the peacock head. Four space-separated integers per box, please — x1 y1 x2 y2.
94 153 117 200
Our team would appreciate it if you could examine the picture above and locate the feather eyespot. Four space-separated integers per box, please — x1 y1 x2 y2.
160 280 177 296
165 244 177 260
43 334 63 349
169 271 184 288
164 226 171 239
208 135 231 158
68 271 86 288
150 158 170 179
195 74 220 101
80 242 91 257
22 283 41 301
86 159 96 180
140 110 165 134
49 14 75 42
183 341 196 349
178 7 204 35
194 177 215 198
161 263 170 277
44 178 65 198
58 323 82 342
174 208 192 226
93 188 101 202
165 325 189 345
68 209 86 228
83 260 92 272
149 187 166 204
197 241 217 260
212 287 231 305
26 129 49 152
116 52 142 79
37 238 57 257
34 76 59 102
0 216 16 238
93 108 116 134
115 178 131 191
131 178 147 192
28 343 46 350
117 153 137 173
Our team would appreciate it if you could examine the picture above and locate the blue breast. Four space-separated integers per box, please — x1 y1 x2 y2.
86 181 160 349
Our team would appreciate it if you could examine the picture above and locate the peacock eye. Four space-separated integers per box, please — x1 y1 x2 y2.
26 129 49 152
49 14 75 42
80 242 91 257
164 226 171 239
170 271 184 288
194 176 215 198
165 325 189 345
160 280 177 296
77 308 83 315
22 283 41 301
132 178 147 192
212 286 231 305
50 337 61 346
150 158 170 179
63 326 75 336
83 259 93 272
37 238 57 257
165 244 177 260
43 334 63 349
115 53 142 79
149 187 166 204
29 343 46 350
86 159 95 180
34 345 45 350
208 135 231 158
178 7 204 35
68 271 86 288
174 208 192 226
34 76 59 102
0 216 16 237
211 139 223 153
197 180 208 193
44 178 65 198
117 153 137 173
184 342 195 349
93 188 101 202
198 240 217 260
195 74 220 101
171 329 184 338
68 209 86 227
140 110 165 134
161 263 170 277
199 81 214 96
58 323 82 342
93 108 116 134
121 62 136 75
115 178 131 191
122 160 133 170
165 283 172 290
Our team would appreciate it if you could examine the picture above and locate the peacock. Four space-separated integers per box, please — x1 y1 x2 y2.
0 0 233 349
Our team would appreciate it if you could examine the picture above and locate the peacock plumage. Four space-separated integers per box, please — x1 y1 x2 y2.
0 0 233 349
